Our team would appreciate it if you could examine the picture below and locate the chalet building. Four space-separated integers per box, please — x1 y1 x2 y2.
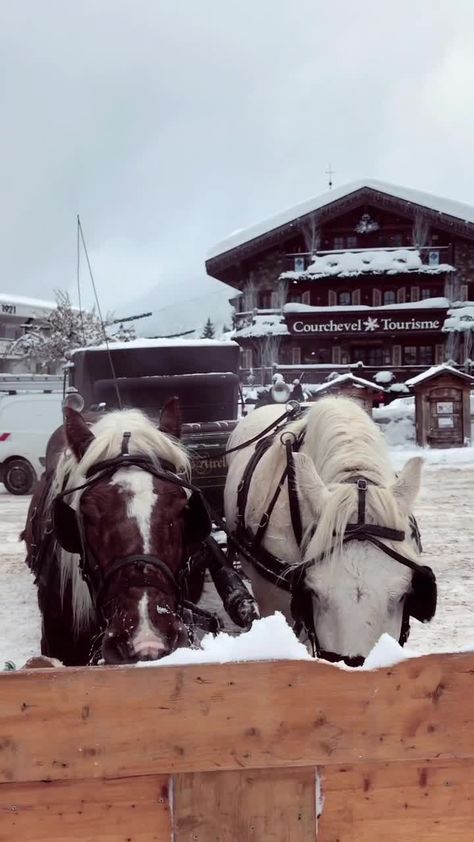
206 180 474 384
0 294 55 374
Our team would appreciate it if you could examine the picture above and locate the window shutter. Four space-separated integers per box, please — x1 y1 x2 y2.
373 289 381 307
302 290 311 305
397 287 406 303
435 344 445 364
392 345 402 366
332 346 341 364
292 347 301 365
352 289 361 305
271 292 279 309
411 286 420 302
328 290 337 306
460 284 469 301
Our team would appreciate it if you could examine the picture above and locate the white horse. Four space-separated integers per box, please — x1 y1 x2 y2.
224 396 436 664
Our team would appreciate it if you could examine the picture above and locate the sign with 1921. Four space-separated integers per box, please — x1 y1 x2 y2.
1 304 16 314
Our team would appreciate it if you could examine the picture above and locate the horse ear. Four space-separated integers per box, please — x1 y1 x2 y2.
160 397 182 439
63 407 95 461
392 457 423 513
292 452 329 521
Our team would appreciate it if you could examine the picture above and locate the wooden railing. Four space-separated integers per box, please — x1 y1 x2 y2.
1 652 473 840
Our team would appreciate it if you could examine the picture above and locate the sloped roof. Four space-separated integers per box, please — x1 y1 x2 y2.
207 179 474 262
312 373 383 394
405 364 474 387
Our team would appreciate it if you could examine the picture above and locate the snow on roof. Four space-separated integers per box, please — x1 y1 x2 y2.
0 293 56 312
231 313 289 338
207 178 474 259
281 249 454 281
405 364 474 387
442 304 474 333
71 337 238 354
311 373 383 394
283 297 450 315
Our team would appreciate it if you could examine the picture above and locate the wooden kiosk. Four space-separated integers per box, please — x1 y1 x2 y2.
406 364 474 448
310 373 384 414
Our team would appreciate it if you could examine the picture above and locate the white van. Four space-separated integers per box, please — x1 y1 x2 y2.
0 392 63 494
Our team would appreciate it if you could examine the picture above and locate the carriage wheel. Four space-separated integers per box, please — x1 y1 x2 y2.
3 458 37 495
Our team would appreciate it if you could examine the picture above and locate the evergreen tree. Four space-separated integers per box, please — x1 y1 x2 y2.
201 317 215 339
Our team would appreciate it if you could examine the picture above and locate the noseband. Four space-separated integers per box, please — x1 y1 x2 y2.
52 435 218 641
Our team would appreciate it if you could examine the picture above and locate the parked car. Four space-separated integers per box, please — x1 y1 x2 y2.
0 392 63 494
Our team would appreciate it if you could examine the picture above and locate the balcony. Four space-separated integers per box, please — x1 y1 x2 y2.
283 245 454 276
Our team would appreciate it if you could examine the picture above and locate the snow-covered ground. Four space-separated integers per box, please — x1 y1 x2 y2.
1 448 474 668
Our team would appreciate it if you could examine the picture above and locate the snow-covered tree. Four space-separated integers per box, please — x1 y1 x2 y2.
111 322 136 342
6 290 107 369
201 317 216 339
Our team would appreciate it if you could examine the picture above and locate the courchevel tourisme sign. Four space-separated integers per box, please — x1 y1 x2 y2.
289 316 441 334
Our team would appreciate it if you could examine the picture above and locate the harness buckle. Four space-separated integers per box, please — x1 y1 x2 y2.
356 478 368 491
280 430 297 446
285 400 302 417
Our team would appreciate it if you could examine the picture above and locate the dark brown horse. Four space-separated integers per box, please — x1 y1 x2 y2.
23 398 212 665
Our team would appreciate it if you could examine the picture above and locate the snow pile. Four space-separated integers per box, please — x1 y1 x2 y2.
281 249 454 281
232 313 289 338
374 370 394 385
443 304 474 333
137 613 312 667
374 398 416 447
72 337 237 353
363 634 416 669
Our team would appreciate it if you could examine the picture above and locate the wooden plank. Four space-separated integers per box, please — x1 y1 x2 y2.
318 759 474 841
0 774 171 841
1 652 474 783
173 767 317 841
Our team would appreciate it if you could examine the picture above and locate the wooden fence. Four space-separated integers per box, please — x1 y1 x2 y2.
1 652 473 841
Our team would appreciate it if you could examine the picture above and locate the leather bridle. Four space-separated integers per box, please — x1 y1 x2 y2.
52 443 219 644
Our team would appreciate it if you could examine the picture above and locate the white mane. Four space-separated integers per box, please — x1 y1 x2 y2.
51 409 190 631
237 397 417 565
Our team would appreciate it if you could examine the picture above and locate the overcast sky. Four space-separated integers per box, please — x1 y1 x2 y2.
1 1 474 334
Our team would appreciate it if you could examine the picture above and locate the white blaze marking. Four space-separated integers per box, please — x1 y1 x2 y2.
111 467 156 552
132 593 166 657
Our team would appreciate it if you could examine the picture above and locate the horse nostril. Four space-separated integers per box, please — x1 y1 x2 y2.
343 654 365 667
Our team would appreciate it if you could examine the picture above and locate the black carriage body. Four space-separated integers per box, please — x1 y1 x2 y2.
68 341 241 513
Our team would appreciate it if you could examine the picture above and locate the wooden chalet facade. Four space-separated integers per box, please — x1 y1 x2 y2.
206 180 474 385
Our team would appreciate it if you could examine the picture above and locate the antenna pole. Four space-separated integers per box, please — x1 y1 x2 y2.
77 216 123 410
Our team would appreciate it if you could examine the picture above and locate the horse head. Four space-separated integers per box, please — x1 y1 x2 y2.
293 452 436 664
53 398 210 664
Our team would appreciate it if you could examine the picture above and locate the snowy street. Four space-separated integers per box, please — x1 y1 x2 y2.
1 457 473 667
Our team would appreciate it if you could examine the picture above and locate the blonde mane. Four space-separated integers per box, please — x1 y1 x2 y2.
51 409 191 631
245 397 416 566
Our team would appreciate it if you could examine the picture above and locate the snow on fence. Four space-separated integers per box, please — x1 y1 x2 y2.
1 653 474 841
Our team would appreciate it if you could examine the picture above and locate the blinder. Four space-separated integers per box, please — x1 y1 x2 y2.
185 491 213 547
407 564 437 623
53 497 82 555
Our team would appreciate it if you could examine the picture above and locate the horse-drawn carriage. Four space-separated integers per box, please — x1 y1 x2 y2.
23 337 437 671
68 338 241 514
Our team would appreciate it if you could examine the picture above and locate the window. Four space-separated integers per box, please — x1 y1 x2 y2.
334 236 345 250
389 234 403 247
421 289 432 300
338 291 351 305
419 346 434 366
383 290 396 305
347 236 358 249
287 292 302 304
260 291 272 309
403 346 417 365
